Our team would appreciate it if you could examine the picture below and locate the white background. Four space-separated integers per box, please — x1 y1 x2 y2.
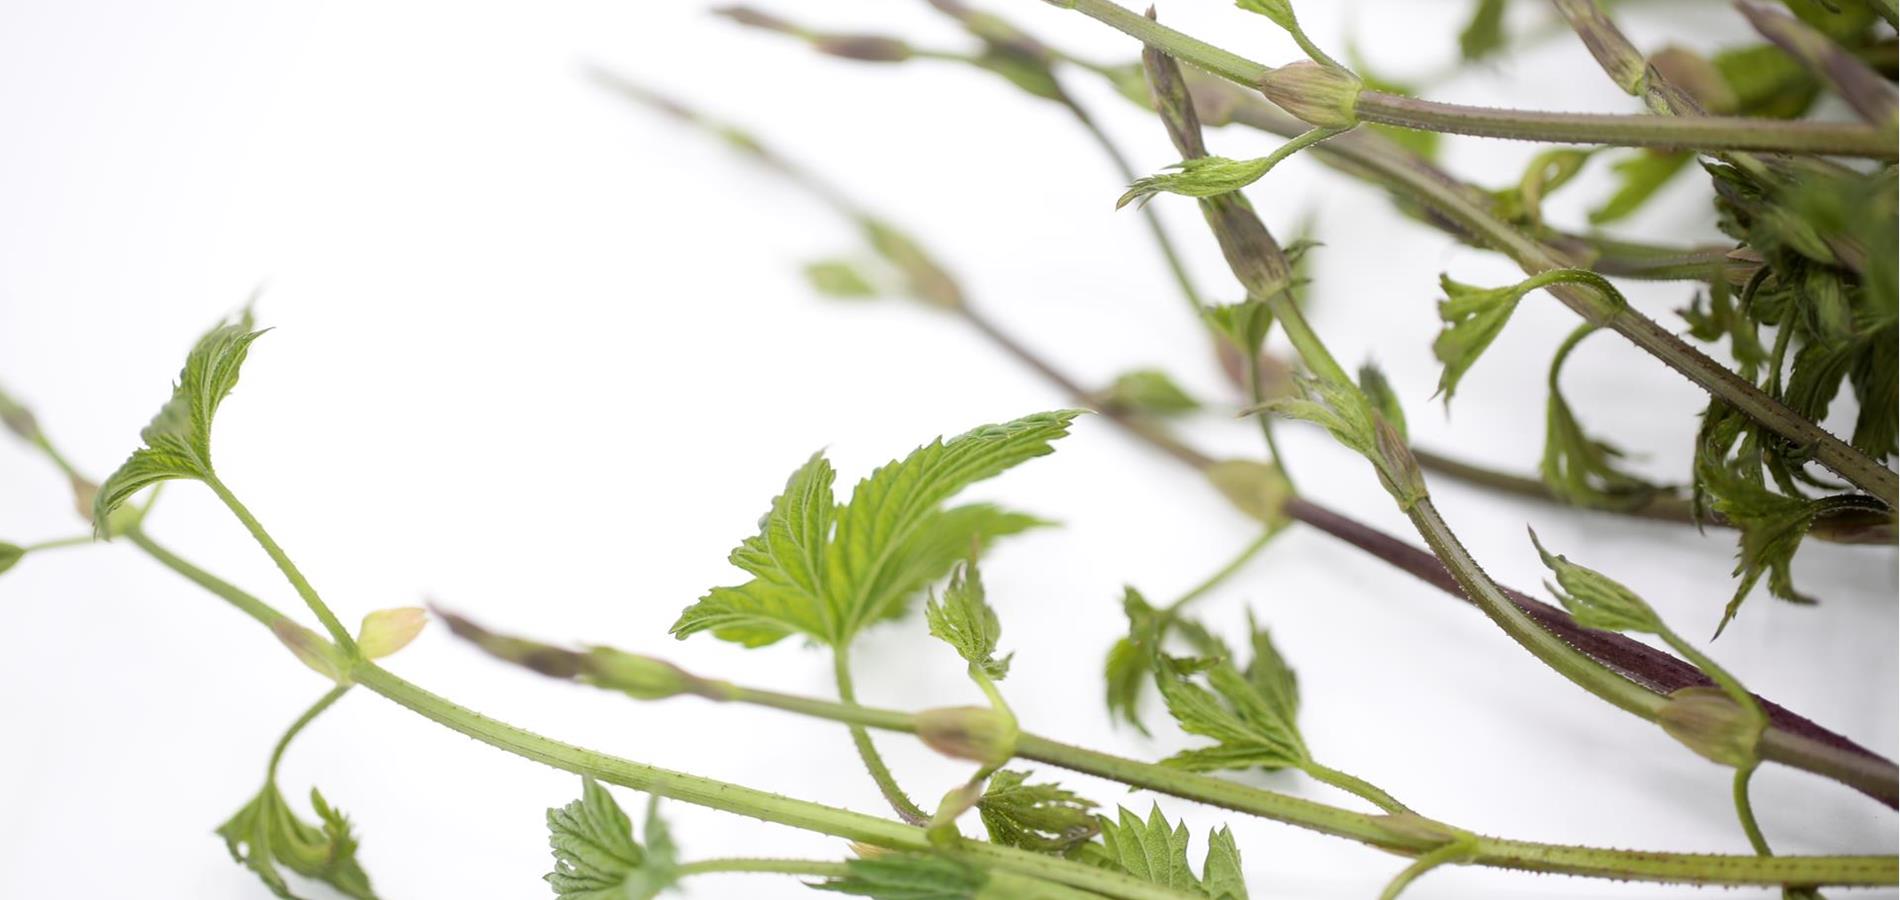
0 1 1893 898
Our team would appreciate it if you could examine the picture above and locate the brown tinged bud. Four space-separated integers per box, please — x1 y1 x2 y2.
1258 62 1362 130
915 705 1018 768
1658 686 1762 768
813 35 913 63
0 392 38 441
272 620 350 684
711 6 797 34
434 607 583 679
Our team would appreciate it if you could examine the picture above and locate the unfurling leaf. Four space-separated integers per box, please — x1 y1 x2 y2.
1105 587 1167 733
1695 458 1855 635
355 607 426 660
805 259 880 298
1155 639 1307 773
1431 275 1530 405
1120 156 1273 208
94 314 265 531
926 561 1012 680
546 777 679 900
1082 805 1250 899
1101 369 1200 416
1529 529 1663 634
217 784 377 900
671 411 1076 649
1233 0 1296 30
1541 326 1660 510
814 853 991 898
976 770 1099 854
1357 362 1407 443
1257 376 1423 508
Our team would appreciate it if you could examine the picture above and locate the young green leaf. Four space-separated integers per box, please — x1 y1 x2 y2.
1431 275 1529 405
1528 529 1663 634
1257 376 1423 508
1457 0 1507 61
1154 644 1308 773
672 413 1077 649
1082 805 1250 898
545 777 678 900
94 315 265 530
926 561 1012 680
1101 369 1200 417
216 784 376 900
814 854 991 899
355 607 427 660
976 769 1099 855
1695 459 1855 635
1105 587 1167 733
1120 156 1274 208
1541 326 1659 510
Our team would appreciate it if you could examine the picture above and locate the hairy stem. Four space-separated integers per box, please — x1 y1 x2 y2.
266 684 350 780
1048 0 1897 159
204 475 358 655
835 647 932 825
1302 760 1413 815
673 858 846 879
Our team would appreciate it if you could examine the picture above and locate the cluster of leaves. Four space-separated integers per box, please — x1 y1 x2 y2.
216 784 375 900
670 410 1078 649
1081 806 1249 900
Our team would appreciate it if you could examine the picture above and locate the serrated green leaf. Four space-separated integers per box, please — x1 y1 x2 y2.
1102 369 1200 416
672 412 1076 649
1200 827 1248 900
1589 151 1692 225
1695 459 1839 635
545 777 678 900
1155 639 1308 773
1540 326 1660 510
805 260 880 298
814 854 992 899
1458 0 1508 61
1431 275 1530 405
976 770 1099 855
1105 587 1166 733
216 784 377 900
926 560 1011 680
1084 806 1199 890
1529 529 1663 634
94 315 265 529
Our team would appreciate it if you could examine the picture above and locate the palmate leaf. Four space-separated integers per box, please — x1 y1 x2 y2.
94 313 265 530
216 784 376 900
1082 805 1249 899
545 777 678 900
926 560 1012 680
813 854 992 899
1155 645 1307 773
976 770 1099 855
671 411 1078 649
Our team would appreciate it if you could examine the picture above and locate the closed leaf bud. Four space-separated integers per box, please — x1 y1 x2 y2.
0 542 23 576
272 620 350 684
0 390 39 441
1258 62 1361 129
1205 459 1292 525
915 706 1018 768
580 646 733 701
357 607 427 660
1658 686 1761 768
926 780 987 847
813 35 913 63
434 607 583 679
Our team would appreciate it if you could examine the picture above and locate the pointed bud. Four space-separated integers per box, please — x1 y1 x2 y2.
1658 687 1761 768
0 390 39 441
915 706 1018 768
357 607 428 659
1258 62 1361 130
434 607 583 678
813 35 912 63
272 620 350 684
0 542 23 576
579 646 734 701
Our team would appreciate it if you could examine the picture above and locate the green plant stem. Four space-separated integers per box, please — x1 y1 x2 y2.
267 684 350 780
1047 0 1897 159
1302 760 1412 815
1733 765 1773 857
1378 840 1469 900
203 475 358 655
673 858 846 879
124 525 285 628
712 683 1894 886
835 647 932 825
22 534 95 553
1242 346 1293 483
1655 628 1779 859
1164 527 1280 615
